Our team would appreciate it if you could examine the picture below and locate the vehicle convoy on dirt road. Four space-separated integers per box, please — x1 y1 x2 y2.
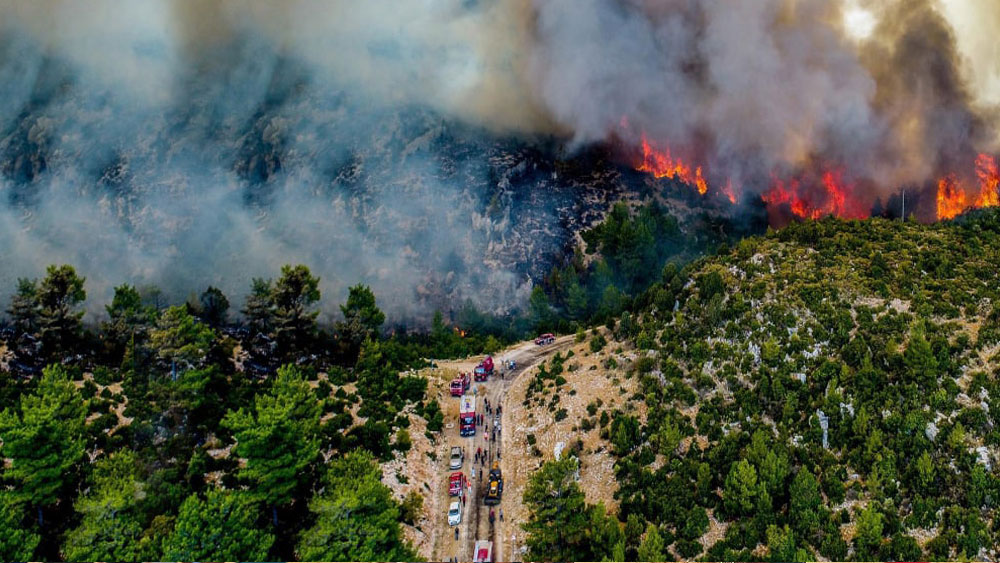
459 396 476 437
429 333 577 563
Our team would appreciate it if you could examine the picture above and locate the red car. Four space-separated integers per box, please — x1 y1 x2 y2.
449 472 467 496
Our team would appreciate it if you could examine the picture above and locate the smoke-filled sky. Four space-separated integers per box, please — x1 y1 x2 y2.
0 0 997 319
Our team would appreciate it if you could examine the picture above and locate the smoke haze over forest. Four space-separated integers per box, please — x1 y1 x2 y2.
1 0 998 320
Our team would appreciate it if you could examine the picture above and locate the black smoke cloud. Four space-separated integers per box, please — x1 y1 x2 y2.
0 0 997 319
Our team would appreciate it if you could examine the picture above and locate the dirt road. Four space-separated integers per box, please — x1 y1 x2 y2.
431 334 577 562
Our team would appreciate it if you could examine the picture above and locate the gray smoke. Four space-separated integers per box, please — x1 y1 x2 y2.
0 0 545 321
0 0 997 320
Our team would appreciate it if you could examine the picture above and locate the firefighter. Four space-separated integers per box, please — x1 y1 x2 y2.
500 508 504 522
455 527 459 541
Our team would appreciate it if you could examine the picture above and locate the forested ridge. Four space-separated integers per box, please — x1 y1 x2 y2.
4 204 1000 561
520 210 1000 561
0 262 506 561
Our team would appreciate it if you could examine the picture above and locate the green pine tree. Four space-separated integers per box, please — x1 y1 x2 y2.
0 365 85 526
62 450 150 561
163 490 274 561
222 364 320 525
297 450 416 561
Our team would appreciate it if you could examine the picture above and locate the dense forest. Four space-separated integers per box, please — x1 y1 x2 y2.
519 210 1000 561
0 202 714 561
4 203 999 561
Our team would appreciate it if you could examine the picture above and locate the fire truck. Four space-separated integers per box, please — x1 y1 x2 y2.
450 372 470 396
484 461 503 505
473 540 493 563
449 472 467 496
474 356 494 381
459 396 477 437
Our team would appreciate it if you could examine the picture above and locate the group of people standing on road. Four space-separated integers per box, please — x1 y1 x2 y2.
451 357 519 562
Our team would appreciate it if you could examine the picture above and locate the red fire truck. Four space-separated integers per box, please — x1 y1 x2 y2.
473 540 493 563
459 396 476 437
473 356 494 381
449 472 467 496
450 372 470 396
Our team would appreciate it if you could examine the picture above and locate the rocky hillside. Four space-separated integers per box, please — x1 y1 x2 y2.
521 211 1000 561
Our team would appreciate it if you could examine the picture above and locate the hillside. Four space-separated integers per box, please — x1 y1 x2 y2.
516 212 1000 562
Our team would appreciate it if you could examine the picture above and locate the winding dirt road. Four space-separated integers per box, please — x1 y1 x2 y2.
432 334 577 562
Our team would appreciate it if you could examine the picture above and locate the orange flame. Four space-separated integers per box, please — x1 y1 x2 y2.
636 134 708 195
936 154 1000 220
763 169 866 220
937 175 967 220
975 153 999 208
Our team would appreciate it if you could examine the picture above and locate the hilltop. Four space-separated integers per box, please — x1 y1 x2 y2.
513 211 1000 561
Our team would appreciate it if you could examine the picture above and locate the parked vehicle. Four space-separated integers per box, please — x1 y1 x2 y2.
448 472 467 496
449 446 464 470
473 540 493 563
450 372 471 396
484 461 503 505
534 333 555 345
459 396 476 437
474 356 494 381
448 501 462 526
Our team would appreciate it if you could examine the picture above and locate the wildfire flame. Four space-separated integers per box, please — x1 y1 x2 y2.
636 134 708 195
936 154 1000 220
762 169 867 221
936 175 966 221
628 121 999 223
975 153 1000 208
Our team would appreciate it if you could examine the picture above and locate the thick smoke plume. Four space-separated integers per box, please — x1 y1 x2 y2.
529 0 999 214
0 0 997 319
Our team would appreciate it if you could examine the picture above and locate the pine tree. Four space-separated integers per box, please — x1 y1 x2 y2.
62 451 150 561
272 265 321 358
36 264 87 359
0 365 85 526
163 490 274 561
637 523 666 562
0 492 40 561
148 306 216 373
198 286 230 328
522 457 594 561
853 505 884 561
7 277 39 333
297 450 415 561
789 468 821 537
222 365 320 525
243 277 274 334
723 459 762 518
